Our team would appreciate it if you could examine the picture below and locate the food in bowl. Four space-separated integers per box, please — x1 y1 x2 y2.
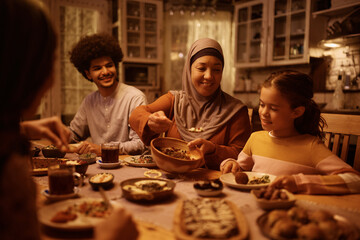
193 179 223 197
42 145 66 158
150 137 203 173
251 187 296 210
258 207 359 240
121 177 175 201
89 173 114 190
159 147 194 161
123 179 171 193
253 187 289 201
65 160 88 175
79 153 97 164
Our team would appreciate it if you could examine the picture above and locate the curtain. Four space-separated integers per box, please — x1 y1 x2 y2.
163 10 235 95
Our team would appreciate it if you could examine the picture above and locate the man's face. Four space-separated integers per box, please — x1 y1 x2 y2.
85 56 117 89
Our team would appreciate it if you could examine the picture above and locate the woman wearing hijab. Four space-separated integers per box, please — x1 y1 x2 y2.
129 38 251 170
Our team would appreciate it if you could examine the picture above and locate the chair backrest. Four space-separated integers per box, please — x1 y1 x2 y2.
321 113 360 171
248 108 253 124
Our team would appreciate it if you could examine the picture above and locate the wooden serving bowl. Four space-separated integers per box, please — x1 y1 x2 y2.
150 137 203 173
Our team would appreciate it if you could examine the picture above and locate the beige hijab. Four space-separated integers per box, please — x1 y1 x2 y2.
170 38 245 142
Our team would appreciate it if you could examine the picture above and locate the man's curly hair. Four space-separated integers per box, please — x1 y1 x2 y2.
70 33 123 82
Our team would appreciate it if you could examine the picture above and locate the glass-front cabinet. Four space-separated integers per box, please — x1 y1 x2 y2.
234 0 310 68
121 0 163 63
268 0 310 65
234 0 268 67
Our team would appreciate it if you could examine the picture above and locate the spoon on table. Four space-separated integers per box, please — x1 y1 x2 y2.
99 186 113 210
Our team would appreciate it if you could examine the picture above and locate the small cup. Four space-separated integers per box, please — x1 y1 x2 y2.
48 164 82 195
101 142 120 163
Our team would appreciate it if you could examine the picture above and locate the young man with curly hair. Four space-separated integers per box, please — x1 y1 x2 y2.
69 33 147 155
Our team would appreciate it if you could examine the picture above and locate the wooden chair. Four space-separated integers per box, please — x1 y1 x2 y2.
321 113 360 171
248 108 253 124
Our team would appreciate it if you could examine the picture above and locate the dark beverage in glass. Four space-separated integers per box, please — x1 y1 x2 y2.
48 167 74 195
101 143 119 163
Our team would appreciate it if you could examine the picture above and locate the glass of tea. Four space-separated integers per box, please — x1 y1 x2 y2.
101 142 120 163
48 164 82 195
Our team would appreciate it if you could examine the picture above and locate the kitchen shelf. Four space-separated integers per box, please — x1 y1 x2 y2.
312 2 360 18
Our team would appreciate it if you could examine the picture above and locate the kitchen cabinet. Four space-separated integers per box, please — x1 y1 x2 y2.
234 0 268 68
234 0 310 68
267 0 310 65
120 0 163 63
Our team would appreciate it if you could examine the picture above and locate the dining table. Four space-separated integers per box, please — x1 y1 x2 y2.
31 148 360 240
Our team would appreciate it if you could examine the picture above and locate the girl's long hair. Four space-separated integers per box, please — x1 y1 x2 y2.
263 70 326 140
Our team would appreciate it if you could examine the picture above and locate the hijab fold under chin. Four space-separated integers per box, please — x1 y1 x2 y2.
170 38 245 142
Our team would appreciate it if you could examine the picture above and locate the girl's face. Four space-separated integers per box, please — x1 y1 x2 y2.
259 86 303 137
191 55 222 97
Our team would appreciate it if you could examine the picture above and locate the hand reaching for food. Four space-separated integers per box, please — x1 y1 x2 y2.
188 138 215 155
76 141 101 156
220 160 241 174
147 111 172 134
20 116 70 151
269 175 298 193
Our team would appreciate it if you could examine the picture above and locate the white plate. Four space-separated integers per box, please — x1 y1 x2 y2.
42 187 80 201
96 159 121 169
123 155 157 167
38 197 119 230
220 172 276 190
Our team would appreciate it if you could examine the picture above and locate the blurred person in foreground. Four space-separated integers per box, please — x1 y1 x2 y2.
0 0 138 239
68 33 147 156
130 38 251 170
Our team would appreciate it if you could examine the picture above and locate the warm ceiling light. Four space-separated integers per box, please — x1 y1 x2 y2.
323 42 341 48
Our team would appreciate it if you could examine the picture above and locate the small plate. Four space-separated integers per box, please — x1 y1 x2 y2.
220 172 276 190
42 187 79 201
38 197 120 230
96 159 121 169
251 189 296 210
123 155 157 167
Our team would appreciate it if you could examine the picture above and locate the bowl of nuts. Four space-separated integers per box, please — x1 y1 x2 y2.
150 137 204 173
251 187 296 210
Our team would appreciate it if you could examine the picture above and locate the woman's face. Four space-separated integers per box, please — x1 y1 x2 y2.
190 55 222 97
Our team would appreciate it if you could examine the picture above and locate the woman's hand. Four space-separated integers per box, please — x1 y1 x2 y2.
188 138 215 155
20 116 70 151
76 141 101 156
94 207 139 240
147 111 172 134
269 175 298 193
220 160 241 174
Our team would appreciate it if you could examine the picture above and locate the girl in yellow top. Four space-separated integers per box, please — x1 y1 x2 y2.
221 70 360 194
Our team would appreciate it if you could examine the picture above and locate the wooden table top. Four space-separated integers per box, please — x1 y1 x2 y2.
32 152 360 240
